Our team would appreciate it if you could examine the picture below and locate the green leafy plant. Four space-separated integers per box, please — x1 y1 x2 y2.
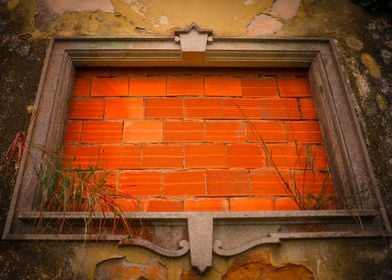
36 148 136 236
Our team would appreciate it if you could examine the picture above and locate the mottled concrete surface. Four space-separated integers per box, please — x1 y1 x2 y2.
0 0 391 279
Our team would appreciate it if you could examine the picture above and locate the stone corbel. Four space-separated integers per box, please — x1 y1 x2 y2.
174 23 213 63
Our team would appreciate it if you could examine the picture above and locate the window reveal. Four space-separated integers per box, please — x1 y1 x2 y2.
63 68 335 212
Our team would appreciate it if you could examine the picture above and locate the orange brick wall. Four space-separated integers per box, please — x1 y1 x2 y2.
63 68 335 212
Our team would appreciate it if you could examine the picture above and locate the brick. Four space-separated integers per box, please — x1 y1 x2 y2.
230 198 275 211
205 77 242 96
205 121 246 142
98 145 141 169
241 78 278 97
118 171 161 197
123 120 163 143
267 145 300 169
81 121 123 143
96 200 135 213
140 199 183 212
184 198 229 212
68 98 105 120
130 77 166 96
110 68 138 76
65 170 118 200
112 199 138 212
164 121 204 142
275 197 300 210
310 146 331 169
300 98 318 119
222 98 262 119
105 98 144 119
227 144 264 168
184 98 222 119
63 121 82 143
94 170 118 188
185 144 227 168
142 145 183 168
167 77 204 96
73 78 91 97
260 98 301 119
250 170 288 196
162 170 206 197
267 144 328 169
278 78 312 97
290 170 335 195
145 98 183 119
285 121 323 143
285 171 336 210
91 78 129 96
246 121 286 142
62 146 99 169
206 170 250 196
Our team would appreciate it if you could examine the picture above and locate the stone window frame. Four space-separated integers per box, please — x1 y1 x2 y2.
3 24 391 272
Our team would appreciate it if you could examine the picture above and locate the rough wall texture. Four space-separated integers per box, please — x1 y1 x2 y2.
0 0 391 279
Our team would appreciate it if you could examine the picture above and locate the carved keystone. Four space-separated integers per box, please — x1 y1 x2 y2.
174 23 213 62
188 214 213 273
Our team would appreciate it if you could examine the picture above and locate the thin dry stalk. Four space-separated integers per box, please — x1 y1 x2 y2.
230 99 336 210
35 148 136 237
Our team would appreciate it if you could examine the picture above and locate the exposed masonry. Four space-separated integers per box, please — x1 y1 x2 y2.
63 68 335 212
3 24 390 273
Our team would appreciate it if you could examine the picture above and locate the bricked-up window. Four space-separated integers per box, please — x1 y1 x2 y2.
63 68 336 212
5 37 388 252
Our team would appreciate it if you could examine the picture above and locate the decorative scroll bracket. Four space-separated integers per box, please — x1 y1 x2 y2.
112 210 383 274
118 239 190 257
174 23 213 62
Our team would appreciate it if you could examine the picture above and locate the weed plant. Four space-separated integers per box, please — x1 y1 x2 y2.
233 100 336 210
36 148 135 236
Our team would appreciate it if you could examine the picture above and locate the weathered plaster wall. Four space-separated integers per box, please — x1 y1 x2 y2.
0 0 391 279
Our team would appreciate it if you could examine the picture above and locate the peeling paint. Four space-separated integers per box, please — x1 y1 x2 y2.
41 0 115 14
271 0 301 21
121 0 148 16
346 37 364 51
246 14 283 36
95 258 168 280
361 53 382 78
376 93 389 112
353 70 371 97
159 15 169 25
5 0 275 38
243 0 256 6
